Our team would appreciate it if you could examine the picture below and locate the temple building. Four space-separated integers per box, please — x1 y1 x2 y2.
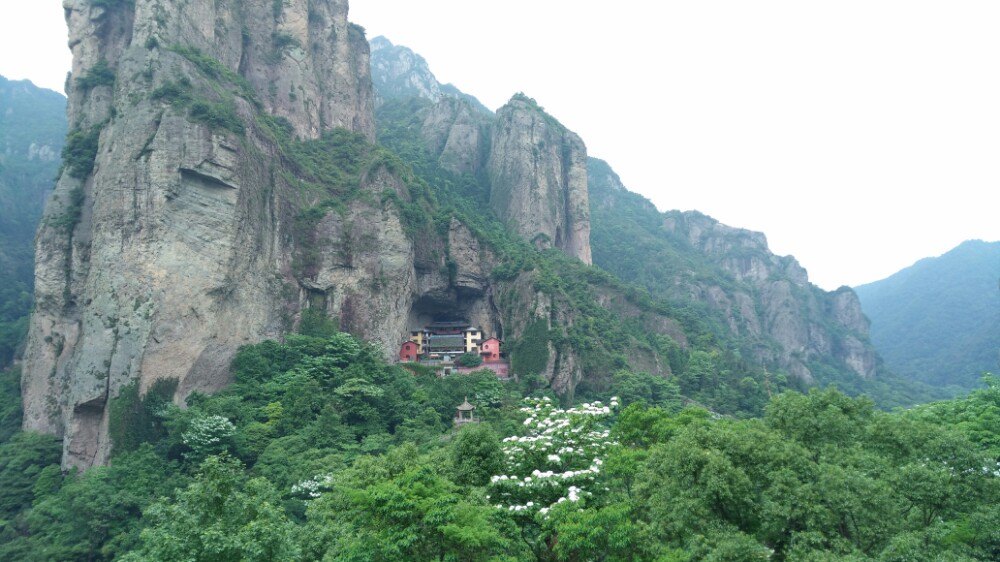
398 320 509 379
406 321 483 360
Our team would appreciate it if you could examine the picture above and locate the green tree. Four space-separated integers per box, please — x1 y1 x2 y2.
121 455 300 562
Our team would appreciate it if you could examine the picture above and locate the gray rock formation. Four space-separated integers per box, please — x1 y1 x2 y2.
488 95 592 264
369 36 489 113
420 96 491 176
662 212 876 381
23 0 377 469
369 36 442 104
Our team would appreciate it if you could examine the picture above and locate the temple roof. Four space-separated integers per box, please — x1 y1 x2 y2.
457 397 475 411
427 334 465 349
427 321 472 329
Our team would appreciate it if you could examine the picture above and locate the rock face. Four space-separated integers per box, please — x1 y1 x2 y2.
588 154 878 383
369 36 442 105
369 36 489 113
488 95 592 264
420 97 491 177
666 211 876 381
22 0 376 469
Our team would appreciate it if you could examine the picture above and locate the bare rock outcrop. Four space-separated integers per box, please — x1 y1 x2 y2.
420 97 491 177
662 211 877 380
23 0 376 469
488 94 592 264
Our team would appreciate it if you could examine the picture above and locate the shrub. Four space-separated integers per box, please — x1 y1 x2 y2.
48 187 86 232
188 100 244 135
76 60 116 90
456 352 483 368
61 125 102 179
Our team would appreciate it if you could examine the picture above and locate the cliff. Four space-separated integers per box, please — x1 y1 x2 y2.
588 158 877 383
23 14 893 469
25 0 607 470
488 95 593 264
23 0 378 468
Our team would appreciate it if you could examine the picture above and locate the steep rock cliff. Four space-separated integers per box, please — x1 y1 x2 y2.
589 158 877 382
420 97 492 177
369 35 442 105
23 0 378 469
488 95 592 264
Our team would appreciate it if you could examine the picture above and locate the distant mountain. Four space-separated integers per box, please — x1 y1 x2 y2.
369 36 490 113
854 240 1000 388
0 76 66 364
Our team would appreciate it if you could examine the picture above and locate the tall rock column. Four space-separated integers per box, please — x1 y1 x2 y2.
488 94 592 264
21 0 375 469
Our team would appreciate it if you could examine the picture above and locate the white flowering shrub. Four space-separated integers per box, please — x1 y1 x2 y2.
182 415 236 461
489 396 618 518
291 473 334 500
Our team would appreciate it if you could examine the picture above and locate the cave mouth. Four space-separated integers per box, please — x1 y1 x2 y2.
407 294 476 333
405 292 501 340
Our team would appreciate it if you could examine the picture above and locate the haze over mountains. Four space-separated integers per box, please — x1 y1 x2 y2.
0 2 998 560
855 240 1000 389
0 76 66 364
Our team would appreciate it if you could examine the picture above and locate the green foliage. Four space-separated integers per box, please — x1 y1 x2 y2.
511 319 551 377
450 423 504 486
188 99 244 134
0 367 23 441
76 59 116 90
109 378 177 456
47 186 86 233
610 368 683 410
152 46 257 136
4 446 185 560
150 78 193 105
0 432 61 524
61 125 102 179
456 352 483 368
854 240 1000 389
298 307 337 338
304 445 509 561
121 455 300 562
0 328 997 560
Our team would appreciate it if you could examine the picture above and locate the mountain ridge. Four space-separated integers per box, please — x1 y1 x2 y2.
854 239 999 388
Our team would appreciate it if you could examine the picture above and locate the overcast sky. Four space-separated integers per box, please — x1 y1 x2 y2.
2 1 997 290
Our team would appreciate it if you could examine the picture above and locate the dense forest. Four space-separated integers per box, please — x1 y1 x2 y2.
855 240 1000 390
0 329 997 560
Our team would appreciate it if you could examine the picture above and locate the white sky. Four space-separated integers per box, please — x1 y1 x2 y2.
2 1 998 290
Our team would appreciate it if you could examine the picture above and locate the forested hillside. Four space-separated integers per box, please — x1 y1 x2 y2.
0 76 66 364
855 240 999 389
1 331 997 560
